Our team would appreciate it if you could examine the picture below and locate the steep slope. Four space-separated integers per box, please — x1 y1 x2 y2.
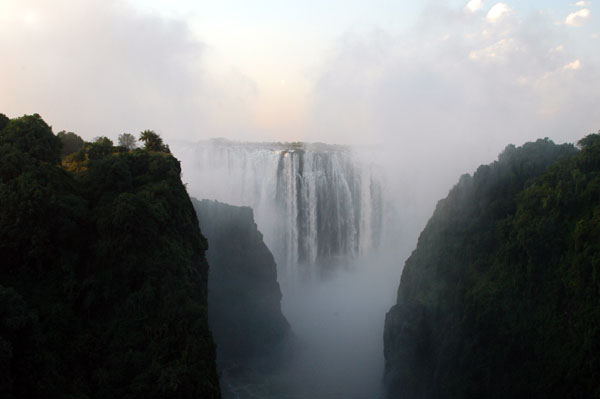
0 114 220 398
193 199 290 368
383 136 600 398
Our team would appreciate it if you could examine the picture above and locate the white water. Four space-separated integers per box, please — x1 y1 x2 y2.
173 139 385 282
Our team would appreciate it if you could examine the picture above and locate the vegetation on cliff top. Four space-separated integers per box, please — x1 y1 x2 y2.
385 135 600 398
0 113 220 398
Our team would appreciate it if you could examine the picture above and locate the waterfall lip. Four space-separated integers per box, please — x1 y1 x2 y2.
172 138 360 153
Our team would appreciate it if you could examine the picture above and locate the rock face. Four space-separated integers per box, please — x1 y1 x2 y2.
384 137 600 398
175 140 384 277
193 199 290 367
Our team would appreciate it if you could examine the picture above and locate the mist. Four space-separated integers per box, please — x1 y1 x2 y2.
275 252 409 399
0 0 260 142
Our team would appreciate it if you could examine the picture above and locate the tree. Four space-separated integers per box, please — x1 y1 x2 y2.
139 130 170 153
57 131 84 158
118 133 137 151
87 136 114 160
0 114 61 165
0 113 8 131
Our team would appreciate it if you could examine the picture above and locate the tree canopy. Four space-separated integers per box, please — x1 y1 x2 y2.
139 130 170 153
85 136 114 160
0 113 8 131
0 114 62 165
57 131 84 158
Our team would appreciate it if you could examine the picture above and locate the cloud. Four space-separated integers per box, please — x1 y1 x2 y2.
565 8 591 26
487 3 513 23
563 59 582 70
575 1 591 7
469 38 519 61
0 0 258 142
464 0 484 13
307 2 600 217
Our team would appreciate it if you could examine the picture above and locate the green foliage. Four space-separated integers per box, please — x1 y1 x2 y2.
0 114 8 131
0 114 61 165
384 136 600 398
87 136 114 160
0 114 220 398
57 131 84 158
139 130 170 153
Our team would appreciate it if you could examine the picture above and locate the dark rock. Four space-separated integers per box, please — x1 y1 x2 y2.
193 199 290 368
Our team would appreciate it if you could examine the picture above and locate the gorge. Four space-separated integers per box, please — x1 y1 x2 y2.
174 139 399 398
177 134 600 398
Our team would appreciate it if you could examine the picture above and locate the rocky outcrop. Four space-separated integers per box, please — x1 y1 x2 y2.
193 199 290 367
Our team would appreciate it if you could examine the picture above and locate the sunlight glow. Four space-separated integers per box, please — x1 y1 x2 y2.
23 9 40 28
486 3 513 23
565 8 591 27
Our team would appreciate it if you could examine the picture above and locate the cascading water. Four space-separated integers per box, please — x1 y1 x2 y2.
173 139 384 280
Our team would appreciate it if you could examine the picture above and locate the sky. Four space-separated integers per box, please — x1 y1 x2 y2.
1 0 598 158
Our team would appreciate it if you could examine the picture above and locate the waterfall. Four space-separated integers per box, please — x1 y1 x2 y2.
173 139 384 279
